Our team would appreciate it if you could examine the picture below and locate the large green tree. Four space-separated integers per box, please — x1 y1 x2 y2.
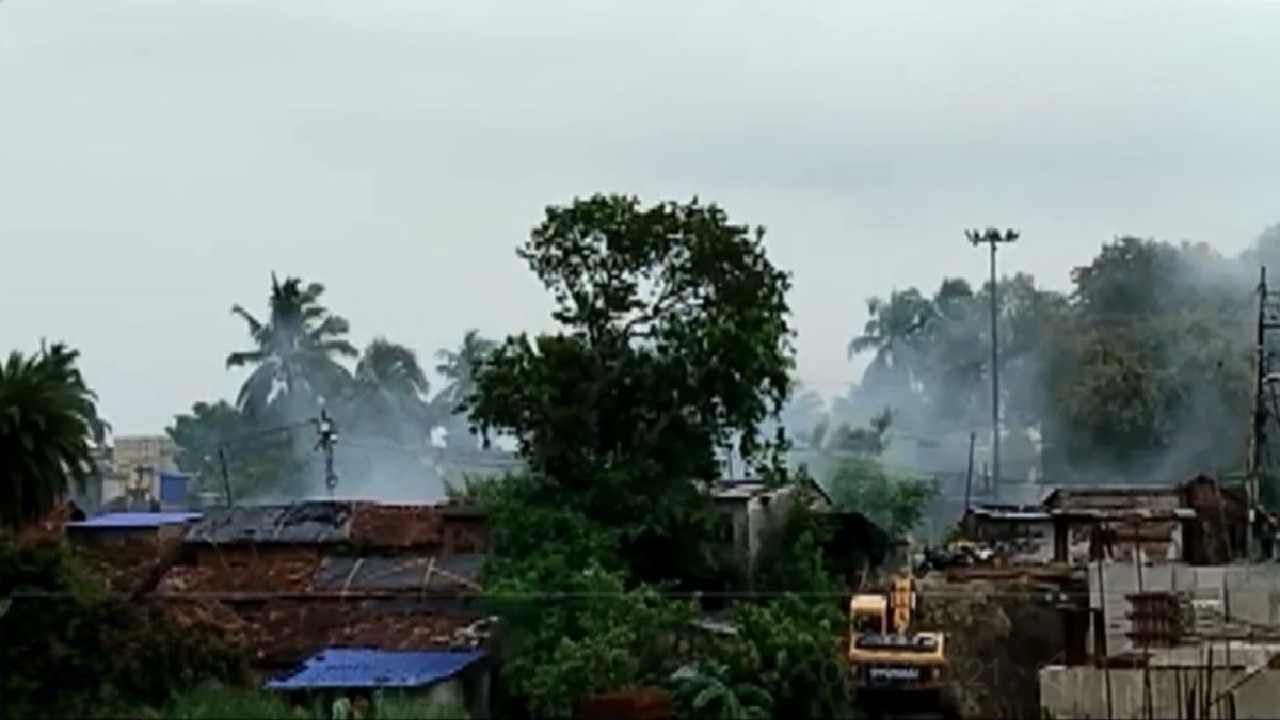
166 400 300 501
848 288 934 420
0 344 105 529
226 273 356 420
849 275 1066 436
467 194 795 584
1043 237 1251 479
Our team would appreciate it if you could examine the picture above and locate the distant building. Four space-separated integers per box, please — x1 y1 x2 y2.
710 477 831 583
106 434 178 506
963 475 1272 566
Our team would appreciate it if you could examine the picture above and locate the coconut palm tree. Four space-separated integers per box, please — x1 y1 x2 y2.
433 330 497 449
354 338 431 402
847 288 934 370
226 273 357 419
0 343 104 529
433 330 498 412
342 338 438 448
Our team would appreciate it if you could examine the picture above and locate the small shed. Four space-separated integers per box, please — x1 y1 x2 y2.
64 511 202 546
265 648 490 718
1042 477 1253 564
963 505 1055 564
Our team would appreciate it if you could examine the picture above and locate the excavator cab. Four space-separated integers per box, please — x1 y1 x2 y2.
850 594 888 636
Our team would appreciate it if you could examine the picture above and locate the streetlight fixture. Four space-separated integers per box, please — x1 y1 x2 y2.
966 227 1019 501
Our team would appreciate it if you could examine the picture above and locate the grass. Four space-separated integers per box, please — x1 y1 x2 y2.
378 696 469 719
160 688 296 719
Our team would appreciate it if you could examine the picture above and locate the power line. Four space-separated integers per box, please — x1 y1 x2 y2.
214 420 312 452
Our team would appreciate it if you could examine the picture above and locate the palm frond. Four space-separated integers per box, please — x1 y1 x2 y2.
315 339 358 358
225 350 268 369
847 334 882 359
230 304 264 335
308 315 352 343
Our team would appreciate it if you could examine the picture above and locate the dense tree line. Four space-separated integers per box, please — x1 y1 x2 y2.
773 229 1280 508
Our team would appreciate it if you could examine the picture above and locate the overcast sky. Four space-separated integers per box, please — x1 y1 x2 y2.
3 0 1280 434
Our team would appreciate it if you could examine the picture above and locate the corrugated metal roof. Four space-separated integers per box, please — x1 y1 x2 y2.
66 512 202 529
185 502 355 545
972 510 1053 521
264 648 486 689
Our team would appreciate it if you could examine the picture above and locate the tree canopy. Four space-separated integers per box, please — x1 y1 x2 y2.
467 194 796 583
226 273 356 421
0 343 105 529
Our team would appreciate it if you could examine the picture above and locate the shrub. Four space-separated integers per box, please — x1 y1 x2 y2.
0 540 246 718
717 596 854 719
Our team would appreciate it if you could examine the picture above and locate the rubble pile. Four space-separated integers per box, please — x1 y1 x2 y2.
158 546 322 594
916 577 1066 719
79 536 184 594
162 598 490 667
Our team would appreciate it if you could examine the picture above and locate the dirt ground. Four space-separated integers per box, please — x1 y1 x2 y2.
914 577 1068 719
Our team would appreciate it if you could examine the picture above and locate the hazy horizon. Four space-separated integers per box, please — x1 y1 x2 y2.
4 0 1279 433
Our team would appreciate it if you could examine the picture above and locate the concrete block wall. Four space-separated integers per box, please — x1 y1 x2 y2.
1041 666 1280 719
1090 561 1280 656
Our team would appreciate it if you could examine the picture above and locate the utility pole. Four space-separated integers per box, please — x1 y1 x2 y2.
313 409 338 496
966 226 1019 502
1248 266 1280 558
132 464 154 510
963 431 976 513
217 447 233 507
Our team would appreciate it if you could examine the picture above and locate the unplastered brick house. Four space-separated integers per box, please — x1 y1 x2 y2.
146 499 493 677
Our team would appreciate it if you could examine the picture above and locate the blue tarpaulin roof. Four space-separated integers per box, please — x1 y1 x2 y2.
65 512 202 529
264 649 486 690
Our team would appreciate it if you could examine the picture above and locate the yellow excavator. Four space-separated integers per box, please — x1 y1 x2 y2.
848 571 954 718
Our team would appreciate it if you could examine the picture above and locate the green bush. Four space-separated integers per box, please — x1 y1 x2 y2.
751 501 839 599
670 661 772 720
0 540 246 718
488 561 696 718
711 596 854 719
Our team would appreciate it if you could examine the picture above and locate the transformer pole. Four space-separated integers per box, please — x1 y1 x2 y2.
314 410 338 497
966 227 1019 502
